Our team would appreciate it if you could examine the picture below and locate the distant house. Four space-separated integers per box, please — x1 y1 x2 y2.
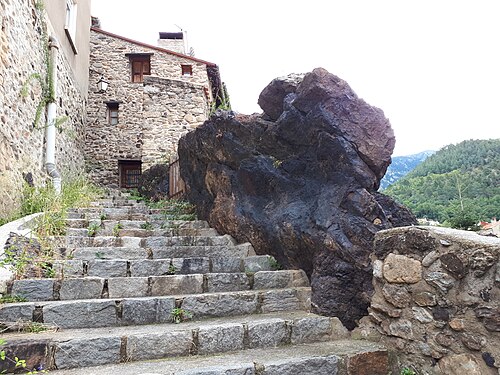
479 218 500 236
85 25 224 189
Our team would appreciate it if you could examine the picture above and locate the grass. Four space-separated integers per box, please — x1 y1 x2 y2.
269 257 282 271
20 177 102 237
0 176 102 279
170 307 192 324
87 222 100 237
140 221 153 230
0 295 28 303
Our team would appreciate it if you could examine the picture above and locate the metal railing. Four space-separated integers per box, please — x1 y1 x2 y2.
168 158 185 199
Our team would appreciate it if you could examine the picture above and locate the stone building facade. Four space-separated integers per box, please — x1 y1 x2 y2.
0 0 91 220
85 27 222 188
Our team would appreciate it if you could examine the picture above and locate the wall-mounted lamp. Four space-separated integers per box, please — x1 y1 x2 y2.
97 76 109 93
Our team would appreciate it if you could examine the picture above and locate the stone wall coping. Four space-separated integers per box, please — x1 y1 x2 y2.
377 225 500 247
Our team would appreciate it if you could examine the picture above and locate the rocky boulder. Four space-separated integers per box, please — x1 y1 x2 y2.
178 68 416 328
138 164 169 201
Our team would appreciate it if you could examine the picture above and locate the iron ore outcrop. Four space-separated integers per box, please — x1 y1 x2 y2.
178 68 416 328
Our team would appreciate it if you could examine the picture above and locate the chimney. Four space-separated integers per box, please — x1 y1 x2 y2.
158 31 188 54
91 16 101 28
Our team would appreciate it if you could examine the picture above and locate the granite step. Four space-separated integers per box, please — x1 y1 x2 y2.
63 234 232 248
0 287 311 329
0 312 356 372
52 255 275 278
68 243 255 260
66 218 211 231
9 270 309 302
67 207 196 221
48 340 389 375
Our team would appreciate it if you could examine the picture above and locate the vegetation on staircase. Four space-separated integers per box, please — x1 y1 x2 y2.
0 191 394 374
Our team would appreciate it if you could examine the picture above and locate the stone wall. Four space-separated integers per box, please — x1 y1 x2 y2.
362 226 500 374
0 0 89 220
85 29 212 187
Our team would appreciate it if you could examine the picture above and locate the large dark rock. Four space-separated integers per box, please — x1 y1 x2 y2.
178 68 416 329
138 164 169 201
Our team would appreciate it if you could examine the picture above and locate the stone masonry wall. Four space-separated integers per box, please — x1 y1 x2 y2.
0 0 87 220
85 29 211 187
363 226 500 374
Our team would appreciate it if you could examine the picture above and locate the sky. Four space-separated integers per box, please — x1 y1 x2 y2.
91 0 500 156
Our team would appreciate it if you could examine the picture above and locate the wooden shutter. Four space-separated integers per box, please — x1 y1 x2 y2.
132 61 143 83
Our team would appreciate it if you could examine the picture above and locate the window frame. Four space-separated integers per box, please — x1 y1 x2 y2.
181 64 193 77
128 54 152 83
106 102 120 125
65 0 78 54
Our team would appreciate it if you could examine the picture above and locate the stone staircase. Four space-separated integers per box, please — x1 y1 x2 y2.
0 193 389 374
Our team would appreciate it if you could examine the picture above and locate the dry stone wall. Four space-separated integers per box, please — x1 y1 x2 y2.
363 226 500 374
0 0 87 220
85 29 211 187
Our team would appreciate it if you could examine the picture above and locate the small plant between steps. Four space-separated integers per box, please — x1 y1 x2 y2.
400 367 417 375
0 294 27 304
87 222 100 237
140 221 153 230
268 257 282 271
112 222 123 237
166 264 177 275
1 338 48 374
170 308 192 324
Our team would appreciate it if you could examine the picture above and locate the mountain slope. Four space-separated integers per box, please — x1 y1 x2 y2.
380 150 434 189
383 139 500 226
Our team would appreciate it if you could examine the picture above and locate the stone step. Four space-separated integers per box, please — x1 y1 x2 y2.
9 270 309 302
68 243 255 260
63 234 231 248
66 218 210 231
53 340 388 375
52 255 276 278
0 312 361 373
88 198 142 207
0 287 311 329
67 207 197 221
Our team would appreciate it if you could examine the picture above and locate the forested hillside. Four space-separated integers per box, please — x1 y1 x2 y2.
380 150 434 189
384 139 500 228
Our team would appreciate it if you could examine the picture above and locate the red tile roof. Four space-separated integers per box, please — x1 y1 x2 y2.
91 27 217 67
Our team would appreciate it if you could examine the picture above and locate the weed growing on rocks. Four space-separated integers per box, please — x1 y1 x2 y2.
0 338 48 374
112 222 123 237
170 308 192 324
269 257 282 271
0 295 28 303
166 264 177 275
400 367 416 375
140 221 153 230
87 222 100 237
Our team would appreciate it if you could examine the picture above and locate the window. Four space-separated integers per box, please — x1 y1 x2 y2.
181 65 193 76
119 161 141 188
106 102 119 125
65 0 78 54
129 55 151 83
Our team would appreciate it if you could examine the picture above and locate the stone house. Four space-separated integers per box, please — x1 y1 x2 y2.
0 0 224 220
85 25 223 189
0 0 91 219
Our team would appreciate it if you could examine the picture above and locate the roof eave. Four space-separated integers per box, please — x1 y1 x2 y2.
90 27 218 67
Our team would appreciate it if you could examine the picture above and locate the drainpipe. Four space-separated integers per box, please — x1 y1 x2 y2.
46 35 61 193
